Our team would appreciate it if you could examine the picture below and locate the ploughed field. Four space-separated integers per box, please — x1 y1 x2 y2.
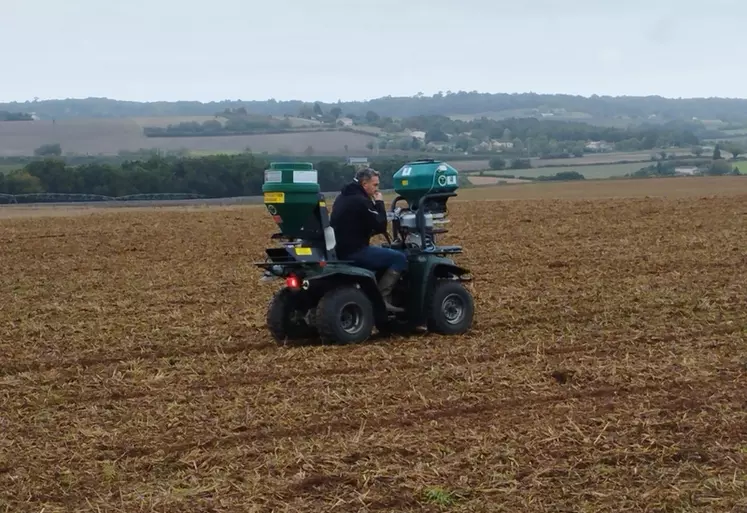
1 184 747 511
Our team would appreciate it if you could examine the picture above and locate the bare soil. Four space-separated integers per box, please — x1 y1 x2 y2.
1 180 746 512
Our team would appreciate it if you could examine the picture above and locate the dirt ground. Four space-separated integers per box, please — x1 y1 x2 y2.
1 178 746 512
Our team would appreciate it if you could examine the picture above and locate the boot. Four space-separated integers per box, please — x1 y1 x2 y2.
378 269 405 312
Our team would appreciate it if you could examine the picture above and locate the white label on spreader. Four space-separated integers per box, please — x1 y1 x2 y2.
293 170 318 183
265 170 282 182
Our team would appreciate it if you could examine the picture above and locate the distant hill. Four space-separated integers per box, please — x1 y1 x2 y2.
4 91 747 124
4 91 747 159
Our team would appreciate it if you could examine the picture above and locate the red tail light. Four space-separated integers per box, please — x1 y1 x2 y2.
285 275 300 288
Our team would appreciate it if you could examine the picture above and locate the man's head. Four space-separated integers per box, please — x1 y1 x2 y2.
355 167 380 197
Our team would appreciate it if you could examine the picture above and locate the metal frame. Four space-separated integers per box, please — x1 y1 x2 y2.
387 192 461 256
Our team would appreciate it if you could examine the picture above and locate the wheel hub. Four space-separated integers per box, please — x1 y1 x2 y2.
441 293 465 325
340 302 364 334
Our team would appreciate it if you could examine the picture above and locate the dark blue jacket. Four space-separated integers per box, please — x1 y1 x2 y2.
330 180 387 258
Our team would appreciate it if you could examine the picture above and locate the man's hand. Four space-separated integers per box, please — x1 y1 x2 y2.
373 191 383 202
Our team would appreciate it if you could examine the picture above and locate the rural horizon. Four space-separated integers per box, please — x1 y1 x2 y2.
2 88 747 203
6 88 747 104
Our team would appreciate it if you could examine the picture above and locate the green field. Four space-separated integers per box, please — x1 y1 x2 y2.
0 164 20 174
720 128 747 136
451 150 693 173
704 137 747 146
446 109 638 128
0 118 379 157
477 162 647 180
186 149 244 156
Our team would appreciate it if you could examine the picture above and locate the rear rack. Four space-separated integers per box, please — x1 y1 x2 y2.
421 245 463 255
254 259 355 269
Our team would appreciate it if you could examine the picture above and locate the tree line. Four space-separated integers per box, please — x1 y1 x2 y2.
0 154 407 200
0 110 33 121
379 115 701 152
6 92 747 123
363 114 705 157
140 106 706 158
143 108 296 137
629 145 744 177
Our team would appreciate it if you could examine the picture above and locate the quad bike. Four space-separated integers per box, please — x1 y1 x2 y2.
254 159 474 345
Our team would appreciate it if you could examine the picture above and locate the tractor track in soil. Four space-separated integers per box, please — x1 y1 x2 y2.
4 323 742 413
2 189 747 511
6 370 743 469
91 373 743 462
0 338 276 378
4 372 744 509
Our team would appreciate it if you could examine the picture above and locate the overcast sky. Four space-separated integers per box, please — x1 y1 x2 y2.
3 0 746 103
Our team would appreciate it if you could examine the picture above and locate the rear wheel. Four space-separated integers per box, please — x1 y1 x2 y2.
266 288 317 344
315 285 374 344
425 280 474 335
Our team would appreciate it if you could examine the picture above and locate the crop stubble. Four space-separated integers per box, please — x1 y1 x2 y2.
1 188 746 512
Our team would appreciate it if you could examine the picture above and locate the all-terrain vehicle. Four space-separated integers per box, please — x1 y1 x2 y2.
254 159 474 345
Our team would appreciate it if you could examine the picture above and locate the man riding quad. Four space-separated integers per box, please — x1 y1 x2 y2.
330 167 406 312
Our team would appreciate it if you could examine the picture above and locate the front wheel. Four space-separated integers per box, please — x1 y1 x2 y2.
425 280 474 335
315 285 374 345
